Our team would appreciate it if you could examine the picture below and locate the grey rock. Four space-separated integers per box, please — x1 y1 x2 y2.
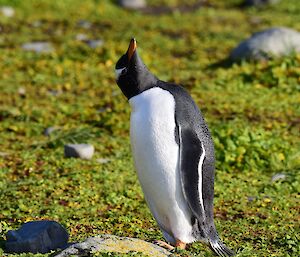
230 27 300 61
118 0 146 10
0 6 15 17
21 42 54 53
271 173 286 182
64 144 94 160
55 235 171 257
244 0 280 6
5 220 69 254
86 39 104 49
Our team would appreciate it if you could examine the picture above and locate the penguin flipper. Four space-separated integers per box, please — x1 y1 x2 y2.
178 125 207 224
178 125 235 256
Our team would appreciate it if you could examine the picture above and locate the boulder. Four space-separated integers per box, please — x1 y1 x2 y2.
55 235 171 257
230 27 300 61
5 220 69 254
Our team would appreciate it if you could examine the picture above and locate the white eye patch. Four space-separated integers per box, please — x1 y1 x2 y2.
115 67 127 80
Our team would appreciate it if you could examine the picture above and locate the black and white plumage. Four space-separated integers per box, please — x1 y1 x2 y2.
115 39 234 257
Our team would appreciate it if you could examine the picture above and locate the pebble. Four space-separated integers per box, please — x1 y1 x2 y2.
96 158 110 164
247 196 256 202
85 39 104 49
118 0 146 10
271 173 287 182
0 6 15 17
55 235 171 257
5 220 69 254
230 27 300 61
75 33 88 41
64 144 94 160
77 20 92 29
18 87 26 97
21 42 54 53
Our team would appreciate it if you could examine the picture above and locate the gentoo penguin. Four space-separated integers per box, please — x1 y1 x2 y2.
115 38 234 257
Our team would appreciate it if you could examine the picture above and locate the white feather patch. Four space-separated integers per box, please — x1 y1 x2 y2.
198 142 206 216
115 67 126 80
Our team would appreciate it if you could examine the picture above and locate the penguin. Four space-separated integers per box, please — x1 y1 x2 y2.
115 38 234 257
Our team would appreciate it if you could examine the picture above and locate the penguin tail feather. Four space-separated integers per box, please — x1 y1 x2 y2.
209 239 235 257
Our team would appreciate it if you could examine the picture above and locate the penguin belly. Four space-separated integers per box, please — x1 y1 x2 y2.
129 87 195 244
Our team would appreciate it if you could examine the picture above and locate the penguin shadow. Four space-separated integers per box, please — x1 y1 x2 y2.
205 58 234 70
0 238 6 253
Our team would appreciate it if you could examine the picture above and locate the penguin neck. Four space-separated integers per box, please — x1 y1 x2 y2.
126 70 158 100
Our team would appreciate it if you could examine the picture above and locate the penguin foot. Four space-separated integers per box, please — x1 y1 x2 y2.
153 240 175 251
175 239 187 250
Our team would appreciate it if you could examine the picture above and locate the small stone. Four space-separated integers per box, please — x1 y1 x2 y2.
77 20 92 29
43 126 59 136
64 144 94 160
48 89 62 96
96 158 110 164
271 173 286 182
75 33 88 41
118 0 146 10
5 220 69 254
244 0 280 6
18 87 26 97
0 6 15 17
55 235 171 257
21 42 54 53
230 27 300 61
85 39 104 49
32 20 42 28
247 196 256 202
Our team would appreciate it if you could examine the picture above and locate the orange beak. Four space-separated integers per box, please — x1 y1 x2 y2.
127 38 137 61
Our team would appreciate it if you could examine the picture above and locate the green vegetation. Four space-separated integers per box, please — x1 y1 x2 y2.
0 0 299 256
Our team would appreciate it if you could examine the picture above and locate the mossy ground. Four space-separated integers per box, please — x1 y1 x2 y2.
0 0 299 256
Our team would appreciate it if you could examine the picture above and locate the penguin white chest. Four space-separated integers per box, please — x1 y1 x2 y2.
129 87 178 189
129 87 194 242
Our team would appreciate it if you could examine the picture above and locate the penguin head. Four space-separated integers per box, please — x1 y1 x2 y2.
115 38 157 99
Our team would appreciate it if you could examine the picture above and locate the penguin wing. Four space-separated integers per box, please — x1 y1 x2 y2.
178 125 206 224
